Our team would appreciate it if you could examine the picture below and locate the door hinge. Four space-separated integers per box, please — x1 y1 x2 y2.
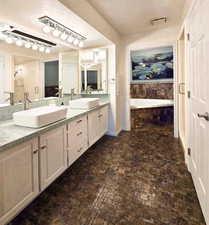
188 148 191 156
187 33 190 41
187 91 191 99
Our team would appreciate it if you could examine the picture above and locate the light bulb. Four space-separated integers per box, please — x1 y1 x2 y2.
67 36 74 43
25 42 31 48
60 32 68 40
45 48 51 54
32 43 38 50
73 38 79 46
39 46 45 52
52 29 60 37
5 36 13 44
16 39 23 46
0 32 6 40
42 25 51 33
78 41 84 48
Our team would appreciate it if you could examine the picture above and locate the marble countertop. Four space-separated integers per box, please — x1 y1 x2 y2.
0 100 110 152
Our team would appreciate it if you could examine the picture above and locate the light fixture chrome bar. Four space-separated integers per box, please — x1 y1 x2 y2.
38 16 86 41
2 30 53 48
151 17 167 25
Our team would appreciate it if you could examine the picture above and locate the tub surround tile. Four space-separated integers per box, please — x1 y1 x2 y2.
131 83 173 99
131 107 174 129
10 125 205 225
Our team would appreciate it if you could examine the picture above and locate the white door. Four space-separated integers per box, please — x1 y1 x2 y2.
188 0 209 224
40 125 67 191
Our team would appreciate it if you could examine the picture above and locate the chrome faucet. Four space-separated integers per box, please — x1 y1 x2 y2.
4 92 14 105
86 85 93 94
55 87 63 98
24 92 32 110
70 88 75 100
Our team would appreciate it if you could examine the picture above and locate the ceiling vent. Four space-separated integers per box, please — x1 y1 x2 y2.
151 17 167 26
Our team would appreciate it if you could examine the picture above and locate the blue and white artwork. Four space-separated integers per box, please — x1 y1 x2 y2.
131 46 173 82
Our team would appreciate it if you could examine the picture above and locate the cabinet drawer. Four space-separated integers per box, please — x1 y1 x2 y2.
69 115 87 134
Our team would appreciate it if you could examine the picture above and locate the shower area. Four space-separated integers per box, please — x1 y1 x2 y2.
130 46 174 129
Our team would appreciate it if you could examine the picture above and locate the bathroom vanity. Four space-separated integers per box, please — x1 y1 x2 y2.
0 102 109 225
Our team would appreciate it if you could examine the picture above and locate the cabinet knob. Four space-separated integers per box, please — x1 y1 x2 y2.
40 145 47 150
77 131 82 136
77 119 82 124
78 147 83 153
33 149 39 154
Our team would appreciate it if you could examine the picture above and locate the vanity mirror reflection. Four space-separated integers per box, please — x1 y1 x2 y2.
0 47 109 107
80 48 108 94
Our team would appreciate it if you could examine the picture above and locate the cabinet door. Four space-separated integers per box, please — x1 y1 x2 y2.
0 138 39 225
40 125 67 191
99 106 108 136
88 109 100 147
67 115 88 166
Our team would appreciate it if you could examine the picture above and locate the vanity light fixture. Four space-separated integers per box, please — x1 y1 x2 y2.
16 39 23 46
5 36 13 44
32 43 38 50
38 16 87 48
24 41 31 48
60 32 68 40
42 25 51 33
52 28 61 37
0 26 55 54
39 46 45 52
67 35 74 43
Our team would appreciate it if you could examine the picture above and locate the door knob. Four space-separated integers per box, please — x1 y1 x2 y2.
197 112 209 121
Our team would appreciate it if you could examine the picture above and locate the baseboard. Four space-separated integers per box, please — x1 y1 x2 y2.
106 127 122 137
179 135 189 170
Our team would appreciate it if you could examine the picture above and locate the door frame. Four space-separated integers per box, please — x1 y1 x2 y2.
125 42 178 137
40 57 59 98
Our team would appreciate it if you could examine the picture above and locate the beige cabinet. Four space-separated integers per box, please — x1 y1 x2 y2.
88 105 108 147
0 138 39 225
39 125 67 191
67 115 88 166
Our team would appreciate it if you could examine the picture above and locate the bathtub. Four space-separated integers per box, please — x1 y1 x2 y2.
130 98 174 109
130 98 174 128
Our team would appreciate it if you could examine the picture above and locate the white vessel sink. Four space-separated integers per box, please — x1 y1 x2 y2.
13 106 68 128
69 98 100 109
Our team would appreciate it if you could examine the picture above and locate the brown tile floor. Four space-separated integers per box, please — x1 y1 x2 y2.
10 125 206 225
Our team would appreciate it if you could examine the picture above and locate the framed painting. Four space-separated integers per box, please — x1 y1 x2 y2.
131 46 173 82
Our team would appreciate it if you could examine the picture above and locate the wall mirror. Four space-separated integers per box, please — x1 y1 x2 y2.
80 48 108 94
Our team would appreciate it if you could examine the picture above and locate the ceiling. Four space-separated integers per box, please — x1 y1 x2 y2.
0 0 110 52
87 0 187 36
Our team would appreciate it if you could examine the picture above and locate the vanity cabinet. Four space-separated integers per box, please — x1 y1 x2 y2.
39 125 67 191
88 105 108 147
67 115 88 166
0 138 39 225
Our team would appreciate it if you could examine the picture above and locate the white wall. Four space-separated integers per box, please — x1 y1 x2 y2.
121 26 180 131
15 61 42 101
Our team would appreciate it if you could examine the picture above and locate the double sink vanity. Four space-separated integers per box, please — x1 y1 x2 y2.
0 97 109 225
